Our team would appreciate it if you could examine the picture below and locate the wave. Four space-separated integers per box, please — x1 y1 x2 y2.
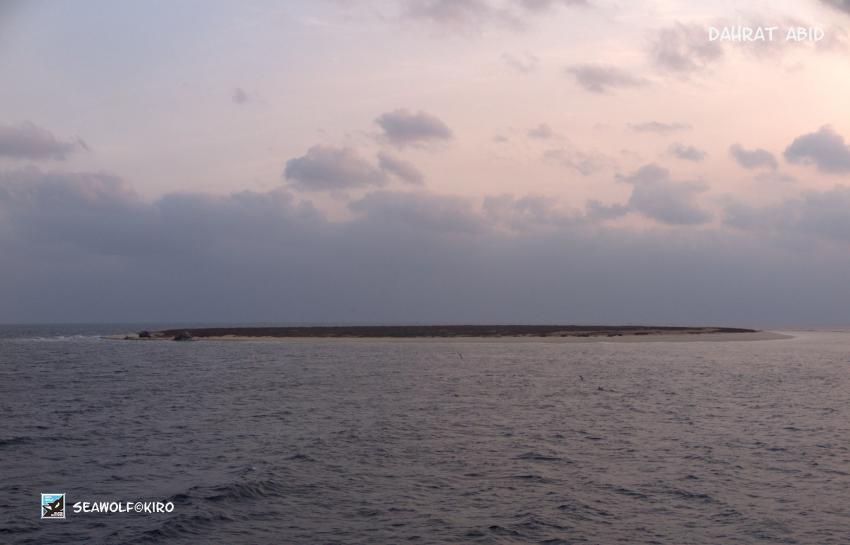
0 434 81 449
132 476 290 543
202 479 289 503
135 511 234 544
0 436 33 449
7 335 104 343
515 451 565 462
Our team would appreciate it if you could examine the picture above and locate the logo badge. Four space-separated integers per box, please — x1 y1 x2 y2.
41 493 65 519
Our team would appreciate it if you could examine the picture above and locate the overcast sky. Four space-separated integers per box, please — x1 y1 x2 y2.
2 0 850 325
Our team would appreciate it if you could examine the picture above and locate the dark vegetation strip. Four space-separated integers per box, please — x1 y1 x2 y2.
154 325 757 338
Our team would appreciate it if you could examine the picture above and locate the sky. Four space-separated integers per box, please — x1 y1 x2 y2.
2 0 850 325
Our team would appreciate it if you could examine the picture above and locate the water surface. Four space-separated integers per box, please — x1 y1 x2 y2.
2 326 849 544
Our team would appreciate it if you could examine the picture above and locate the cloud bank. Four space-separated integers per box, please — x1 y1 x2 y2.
618 164 712 225
377 152 425 185
544 147 614 176
284 146 389 191
729 144 778 170
669 143 707 162
649 22 724 74
375 109 453 148
501 52 539 73
0 122 87 160
403 0 587 29
6 167 850 325
818 0 850 16
566 64 648 94
784 126 850 174
629 121 691 134
528 123 554 139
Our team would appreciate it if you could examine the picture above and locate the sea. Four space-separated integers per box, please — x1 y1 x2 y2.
2 324 850 544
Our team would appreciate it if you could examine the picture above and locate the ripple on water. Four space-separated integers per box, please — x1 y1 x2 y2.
2 329 850 544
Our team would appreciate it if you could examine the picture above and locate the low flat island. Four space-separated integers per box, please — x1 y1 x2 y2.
113 325 788 342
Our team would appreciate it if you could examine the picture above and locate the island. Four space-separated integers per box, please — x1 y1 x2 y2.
110 325 787 343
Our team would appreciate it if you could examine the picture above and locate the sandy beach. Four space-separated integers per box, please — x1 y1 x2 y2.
107 328 791 343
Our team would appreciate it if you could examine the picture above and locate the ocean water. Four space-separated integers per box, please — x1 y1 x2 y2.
2 326 850 544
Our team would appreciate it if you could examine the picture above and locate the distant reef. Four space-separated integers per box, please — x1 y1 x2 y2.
117 325 758 341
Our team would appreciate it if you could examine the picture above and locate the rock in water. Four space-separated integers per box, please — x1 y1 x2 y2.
138 330 151 338
173 331 193 341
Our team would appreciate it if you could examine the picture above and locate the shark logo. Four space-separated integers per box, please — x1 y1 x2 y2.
41 493 65 519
